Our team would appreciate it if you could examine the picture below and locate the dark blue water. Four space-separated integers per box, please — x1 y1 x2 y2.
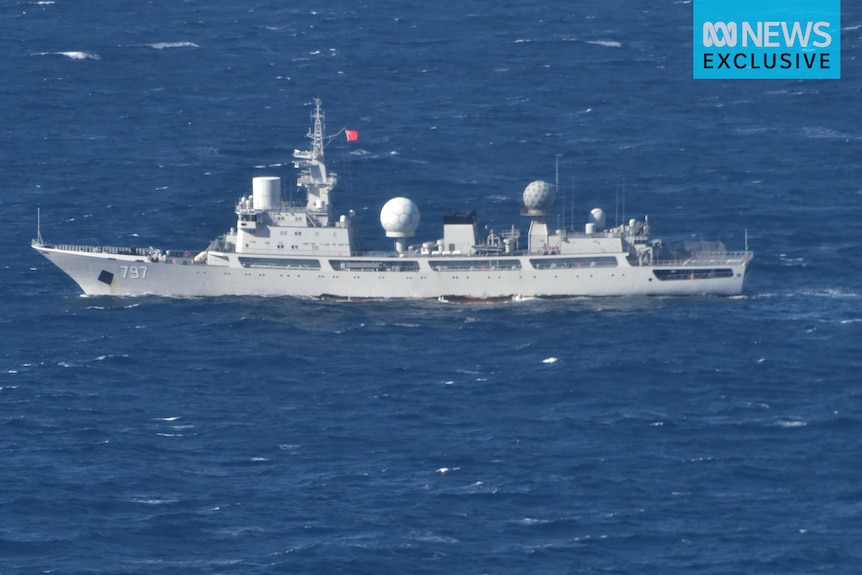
3 1 862 573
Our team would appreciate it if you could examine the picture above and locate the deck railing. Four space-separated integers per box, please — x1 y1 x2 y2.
33 241 148 256
652 251 752 266
32 241 206 263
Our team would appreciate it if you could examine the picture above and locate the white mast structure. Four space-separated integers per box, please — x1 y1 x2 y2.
293 97 337 226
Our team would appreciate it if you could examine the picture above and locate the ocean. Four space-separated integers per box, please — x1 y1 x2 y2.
2 1 862 573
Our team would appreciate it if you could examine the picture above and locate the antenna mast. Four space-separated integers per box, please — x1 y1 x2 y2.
311 97 325 160
293 98 337 225
555 154 561 230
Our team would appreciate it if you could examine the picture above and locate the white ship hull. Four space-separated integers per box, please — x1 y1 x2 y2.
33 242 752 299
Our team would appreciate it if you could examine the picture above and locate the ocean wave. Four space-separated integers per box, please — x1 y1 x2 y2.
778 254 807 266
33 51 100 60
512 294 538 302
405 530 459 544
149 41 200 50
795 288 859 299
60 51 100 60
130 497 180 505
585 39 622 48
802 126 860 141
775 419 807 428
519 517 552 525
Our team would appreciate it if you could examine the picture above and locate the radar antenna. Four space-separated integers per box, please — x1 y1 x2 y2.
37 207 43 245
310 97 325 160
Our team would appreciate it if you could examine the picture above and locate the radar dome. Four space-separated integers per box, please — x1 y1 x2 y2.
522 180 555 212
589 208 606 230
380 197 420 238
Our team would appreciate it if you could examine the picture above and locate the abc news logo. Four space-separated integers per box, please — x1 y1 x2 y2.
694 0 839 78
702 21 833 49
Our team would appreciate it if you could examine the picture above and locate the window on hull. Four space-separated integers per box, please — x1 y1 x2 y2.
238 257 320 270
330 260 420 272
429 259 521 271
529 256 617 270
653 268 734 281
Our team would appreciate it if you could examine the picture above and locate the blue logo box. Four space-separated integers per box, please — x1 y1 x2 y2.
694 0 840 79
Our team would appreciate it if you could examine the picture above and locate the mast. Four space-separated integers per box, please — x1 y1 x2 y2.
293 98 337 225
555 154 561 230
311 97 325 160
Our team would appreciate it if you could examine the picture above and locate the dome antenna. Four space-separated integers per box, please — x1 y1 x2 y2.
380 197 420 254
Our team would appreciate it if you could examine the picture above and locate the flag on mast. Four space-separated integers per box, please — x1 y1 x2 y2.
345 129 359 141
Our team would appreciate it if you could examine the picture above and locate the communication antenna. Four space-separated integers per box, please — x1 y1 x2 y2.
621 178 626 229
555 154 561 229
555 154 560 193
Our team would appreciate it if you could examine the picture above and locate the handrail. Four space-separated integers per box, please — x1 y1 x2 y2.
652 251 752 266
32 241 206 263
33 242 150 255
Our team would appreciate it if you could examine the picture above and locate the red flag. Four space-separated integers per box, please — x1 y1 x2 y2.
345 129 359 141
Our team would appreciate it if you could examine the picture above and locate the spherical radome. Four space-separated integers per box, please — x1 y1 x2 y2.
523 180 555 211
589 208 606 230
380 197 420 238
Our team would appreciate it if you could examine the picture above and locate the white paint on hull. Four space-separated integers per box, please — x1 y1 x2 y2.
34 244 751 299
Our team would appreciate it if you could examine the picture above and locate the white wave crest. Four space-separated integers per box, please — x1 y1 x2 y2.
60 51 100 60
150 42 200 50
520 517 551 525
776 419 807 428
131 497 179 505
586 39 622 48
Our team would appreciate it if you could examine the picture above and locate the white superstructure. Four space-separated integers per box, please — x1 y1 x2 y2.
33 98 753 299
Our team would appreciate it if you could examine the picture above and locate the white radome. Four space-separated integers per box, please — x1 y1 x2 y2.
589 208 606 230
380 197 421 238
523 180 555 211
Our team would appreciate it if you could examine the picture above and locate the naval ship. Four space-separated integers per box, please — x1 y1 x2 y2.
32 99 753 299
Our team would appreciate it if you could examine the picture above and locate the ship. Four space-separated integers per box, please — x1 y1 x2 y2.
32 98 753 299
